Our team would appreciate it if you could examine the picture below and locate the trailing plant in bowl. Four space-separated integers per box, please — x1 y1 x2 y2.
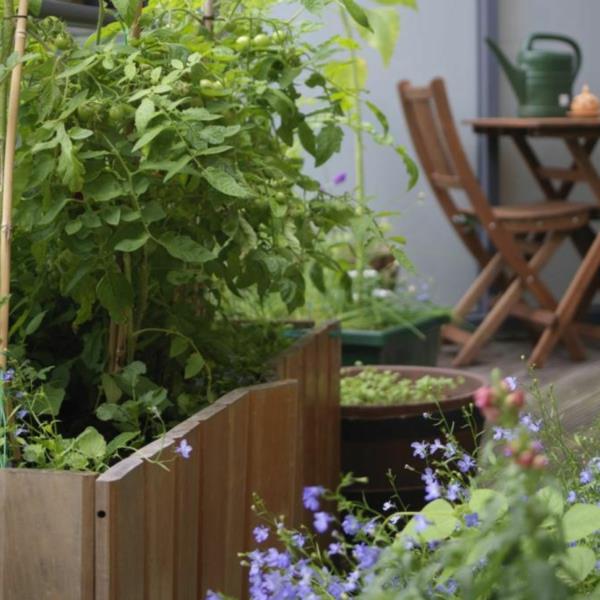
340 364 484 508
341 366 461 407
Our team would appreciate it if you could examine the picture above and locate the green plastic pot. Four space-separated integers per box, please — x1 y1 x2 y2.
341 314 449 367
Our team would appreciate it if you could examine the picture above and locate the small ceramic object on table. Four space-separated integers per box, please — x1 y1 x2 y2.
569 84 600 117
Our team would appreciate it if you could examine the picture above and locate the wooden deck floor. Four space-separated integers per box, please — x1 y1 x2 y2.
438 336 600 433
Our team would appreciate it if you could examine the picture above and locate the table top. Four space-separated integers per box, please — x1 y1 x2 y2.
465 116 600 136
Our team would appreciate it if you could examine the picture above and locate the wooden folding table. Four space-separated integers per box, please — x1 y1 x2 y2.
465 117 600 365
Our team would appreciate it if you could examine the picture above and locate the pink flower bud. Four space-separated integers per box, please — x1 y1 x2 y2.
474 386 495 409
517 449 534 468
505 390 525 409
531 454 549 470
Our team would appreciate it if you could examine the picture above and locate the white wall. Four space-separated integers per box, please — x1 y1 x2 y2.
497 1 600 296
313 0 480 305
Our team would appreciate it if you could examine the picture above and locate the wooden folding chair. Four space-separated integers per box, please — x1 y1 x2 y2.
398 78 594 367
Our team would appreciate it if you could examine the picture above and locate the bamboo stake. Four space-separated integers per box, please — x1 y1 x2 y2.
203 0 214 31
0 0 29 422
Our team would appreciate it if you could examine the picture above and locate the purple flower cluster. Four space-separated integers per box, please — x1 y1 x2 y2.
421 468 465 503
247 546 366 599
411 439 457 460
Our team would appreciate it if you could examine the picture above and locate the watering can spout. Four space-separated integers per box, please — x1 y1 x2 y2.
486 37 526 104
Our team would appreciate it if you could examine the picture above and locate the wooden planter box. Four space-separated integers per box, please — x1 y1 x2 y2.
0 322 340 600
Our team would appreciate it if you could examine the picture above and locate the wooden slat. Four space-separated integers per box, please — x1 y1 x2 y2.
442 323 473 346
510 302 557 327
143 439 176 600
431 172 463 189
0 469 95 600
167 415 203 600
246 381 299 534
196 401 231 595
536 166 585 181
96 457 146 600
215 390 249 595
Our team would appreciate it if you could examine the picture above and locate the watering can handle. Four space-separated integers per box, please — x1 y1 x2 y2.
526 33 582 79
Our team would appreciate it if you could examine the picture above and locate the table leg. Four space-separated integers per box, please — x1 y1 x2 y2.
511 133 558 198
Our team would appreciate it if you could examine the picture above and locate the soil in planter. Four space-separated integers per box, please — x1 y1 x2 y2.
340 366 486 511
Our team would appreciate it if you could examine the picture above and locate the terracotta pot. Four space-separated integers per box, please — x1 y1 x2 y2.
340 365 487 510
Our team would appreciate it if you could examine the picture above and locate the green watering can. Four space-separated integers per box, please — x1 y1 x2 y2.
487 33 582 117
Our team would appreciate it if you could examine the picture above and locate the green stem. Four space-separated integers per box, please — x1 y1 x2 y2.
340 8 367 300
95 0 105 45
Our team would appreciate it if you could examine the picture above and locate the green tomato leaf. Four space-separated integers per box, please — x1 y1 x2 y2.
135 98 156 133
563 504 600 542
84 173 124 203
132 125 169 152
77 427 107 460
112 0 139 26
169 336 189 358
184 352 205 379
114 231 149 252
24 310 47 336
366 100 389 136
159 233 216 264
358 7 399 66
315 124 343 167
202 166 253 198
373 0 416 7
96 270 133 323
396 145 419 190
340 0 373 31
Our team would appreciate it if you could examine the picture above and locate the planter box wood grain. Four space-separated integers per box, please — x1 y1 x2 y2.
0 323 340 600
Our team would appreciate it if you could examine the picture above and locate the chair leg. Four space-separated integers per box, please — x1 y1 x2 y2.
452 273 523 367
530 232 600 367
453 233 575 367
453 253 504 320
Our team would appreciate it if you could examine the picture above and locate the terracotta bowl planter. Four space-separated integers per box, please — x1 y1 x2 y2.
341 365 487 510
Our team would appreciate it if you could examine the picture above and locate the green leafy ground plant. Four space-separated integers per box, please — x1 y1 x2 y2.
341 367 460 407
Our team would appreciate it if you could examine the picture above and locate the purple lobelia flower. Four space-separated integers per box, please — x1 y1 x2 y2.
205 590 220 600
303 485 325 511
457 454 476 473
175 438 192 459
567 490 577 503
342 514 361 536
429 438 444 454
446 482 462 502
382 500 396 512
314 511 334 533
253 525 269 543
581 470 593 484
328 542 344 556
352 544 380 569
291 533 305 548
16 408 28 420
424 480 441 502
2 369 14 382
414 514 431 533
464 513 479 528
504 376 518 391
411 441 428 459
333 172 347 185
